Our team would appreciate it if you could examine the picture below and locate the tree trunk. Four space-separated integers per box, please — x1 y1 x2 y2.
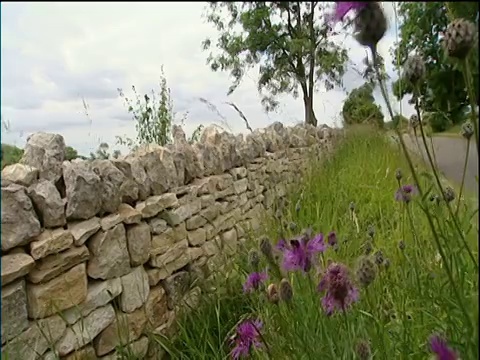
303 94 318 126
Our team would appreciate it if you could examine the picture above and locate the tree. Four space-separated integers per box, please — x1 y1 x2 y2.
203 2 348 126
1 144 24 169
65 146 80 161
342 83 384 127
391 2 479 126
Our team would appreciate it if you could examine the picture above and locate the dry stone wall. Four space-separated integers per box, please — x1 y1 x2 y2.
1 122 339 359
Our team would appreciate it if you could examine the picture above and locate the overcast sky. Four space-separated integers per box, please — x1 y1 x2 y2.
1 2 414 156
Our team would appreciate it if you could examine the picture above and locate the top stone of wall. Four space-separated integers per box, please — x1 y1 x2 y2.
1 122 338 252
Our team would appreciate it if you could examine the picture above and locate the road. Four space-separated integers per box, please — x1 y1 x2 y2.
402 135 478 197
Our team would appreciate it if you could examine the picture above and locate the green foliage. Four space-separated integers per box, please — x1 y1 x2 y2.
1 144 24 169
342 83 384 127
117 66 203 151
203 2 348 126
392 2 479 125
89 143 120 160
423 111 452 133
65 146 81 161
391 113 408 129
117 66 175 149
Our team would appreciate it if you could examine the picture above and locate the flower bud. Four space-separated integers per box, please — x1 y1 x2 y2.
403 55 426 86
442 18 477 60
279 278 293 302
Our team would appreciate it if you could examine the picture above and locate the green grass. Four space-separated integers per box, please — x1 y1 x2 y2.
152 126 478 360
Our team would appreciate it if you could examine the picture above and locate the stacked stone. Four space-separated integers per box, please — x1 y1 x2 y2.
1 122 338 359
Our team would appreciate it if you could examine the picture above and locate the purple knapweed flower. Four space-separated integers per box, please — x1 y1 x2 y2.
230 319 263 359
276 232 326 273
317 262 359 315
429 335 458 360
395 184 418 203
328 231 337 246
333 2 369 22
243 271 268 293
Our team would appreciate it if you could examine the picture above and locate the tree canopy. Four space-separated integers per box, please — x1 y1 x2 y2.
203 2 349 126
342 83 384 128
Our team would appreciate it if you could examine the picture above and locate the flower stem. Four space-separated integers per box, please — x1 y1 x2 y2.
371 48 475 333
456 138 471 217
462 57 479 156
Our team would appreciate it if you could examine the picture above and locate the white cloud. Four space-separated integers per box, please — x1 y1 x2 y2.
1 2 414 156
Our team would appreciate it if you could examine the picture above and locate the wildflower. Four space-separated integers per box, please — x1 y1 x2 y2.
248 250 260 270
367 225 375 239
230 319 263 359
460 121 474 140
276 231 326 273
333 2 369 22
355 339 371 360
279 278 293 302
410 114 419 129
328 231 337 246
352 2 387 49
259 237 274 261
442 18 477 60
317 262 359 315
429 334 458 360
243 271 268 293
266 283 279 304
395 184 418 203
398 240 406 251
403 55 426 86
442 186 456 203
374 250 384 265
355 256 377 287
395 168 403 181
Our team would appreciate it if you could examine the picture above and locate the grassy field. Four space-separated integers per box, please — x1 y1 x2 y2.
152 127 478 360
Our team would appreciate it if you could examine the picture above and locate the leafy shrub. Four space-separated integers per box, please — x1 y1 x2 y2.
342 83 384 127
423 111 452 132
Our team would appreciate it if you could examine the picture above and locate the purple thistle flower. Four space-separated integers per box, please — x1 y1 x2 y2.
243 271 268 293
333 2 369 22
429 335 458 360
317 262 359 315
277 232 326 273
230 319 263 359
395 184 418 203
328 231 337 246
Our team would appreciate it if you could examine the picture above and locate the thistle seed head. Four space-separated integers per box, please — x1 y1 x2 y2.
279 278 293 302
410 114 419 129
355 255 377 287
266 283 279 304
374 250 384 265
248 249 260 270
353 2 387 49
395 168 403 181
442 18 478 60
355 339 371 360
403 55 426 86
443 186 456 203
259 237 274 260
461 121 474 140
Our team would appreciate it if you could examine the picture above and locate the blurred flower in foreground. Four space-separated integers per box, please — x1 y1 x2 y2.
230 319 263 359
333 2 387 51
429 334 458 360
317 262 359 315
